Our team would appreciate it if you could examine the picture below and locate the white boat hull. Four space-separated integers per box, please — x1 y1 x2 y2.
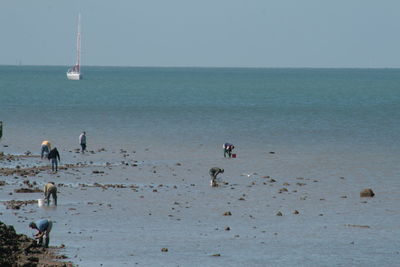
67 72 82 80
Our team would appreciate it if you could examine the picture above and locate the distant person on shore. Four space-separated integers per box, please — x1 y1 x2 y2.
41 140 51 159
209 167 224 187
79 131 87 153
44 182 57 206
223 143 234 158
47 148 60 172
29 219 53 248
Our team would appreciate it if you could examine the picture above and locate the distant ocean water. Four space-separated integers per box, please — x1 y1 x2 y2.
1 66 399 157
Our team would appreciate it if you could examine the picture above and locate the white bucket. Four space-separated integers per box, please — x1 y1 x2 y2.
38 199 44 207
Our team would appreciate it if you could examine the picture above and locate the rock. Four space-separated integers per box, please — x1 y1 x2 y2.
224 226 230 231
293 210 299 215
212 253 221 257
161 248 168 252
278 188 288 193
14 188 42 193
276 211 283 216
360 188 375 197
223 211 232 216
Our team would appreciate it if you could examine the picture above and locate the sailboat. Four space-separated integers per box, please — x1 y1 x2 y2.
67 14 82 80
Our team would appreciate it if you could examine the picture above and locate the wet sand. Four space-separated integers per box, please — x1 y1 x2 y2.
1 144 400 266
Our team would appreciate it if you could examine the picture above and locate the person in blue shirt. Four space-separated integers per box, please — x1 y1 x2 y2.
29 219 53 248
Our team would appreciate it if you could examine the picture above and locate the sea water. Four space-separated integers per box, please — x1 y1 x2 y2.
1 66 400 266
1 66 399 152
1 66 399 181
0 66 400 156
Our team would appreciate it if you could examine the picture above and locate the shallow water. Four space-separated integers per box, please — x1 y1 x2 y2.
1 66 400 266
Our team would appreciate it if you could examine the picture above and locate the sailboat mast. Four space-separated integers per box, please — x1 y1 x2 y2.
76 14 81 72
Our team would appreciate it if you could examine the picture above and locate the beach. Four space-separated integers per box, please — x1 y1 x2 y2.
1 66 400 266
1 140 399 266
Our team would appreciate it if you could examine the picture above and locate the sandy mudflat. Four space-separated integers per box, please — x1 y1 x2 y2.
1 144 400 266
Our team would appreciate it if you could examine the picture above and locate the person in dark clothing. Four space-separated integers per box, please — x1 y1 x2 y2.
47 148 60 172
79 131 87 153
209 167 224 187
223 143 235 158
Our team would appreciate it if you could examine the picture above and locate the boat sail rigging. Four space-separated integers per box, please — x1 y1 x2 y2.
67 14 82 80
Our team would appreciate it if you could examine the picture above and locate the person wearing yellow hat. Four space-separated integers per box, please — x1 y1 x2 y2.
41 140 51 159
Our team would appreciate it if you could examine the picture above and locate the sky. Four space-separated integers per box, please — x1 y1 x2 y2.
1 0 400 68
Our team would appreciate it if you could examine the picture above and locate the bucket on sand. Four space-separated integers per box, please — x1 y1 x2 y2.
38 199 44 207
232 153 237 158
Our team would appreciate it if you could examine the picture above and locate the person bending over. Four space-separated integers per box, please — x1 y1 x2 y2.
29 219 53 248
209 167 224 187
44 182 57 206
223 143 235 158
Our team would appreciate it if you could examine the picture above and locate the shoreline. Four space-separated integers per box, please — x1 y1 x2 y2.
1 144 399 266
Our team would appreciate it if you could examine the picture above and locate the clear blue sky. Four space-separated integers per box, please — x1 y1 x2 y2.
1 0 400 68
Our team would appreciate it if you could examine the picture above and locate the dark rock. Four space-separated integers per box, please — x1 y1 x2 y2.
360 188 375 198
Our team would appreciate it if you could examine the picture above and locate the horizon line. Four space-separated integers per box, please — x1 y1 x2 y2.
1 64 400 70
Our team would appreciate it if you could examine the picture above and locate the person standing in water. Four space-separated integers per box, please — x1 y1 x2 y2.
223 143 234 158
43 182 57 206
79 131 87 153
47 147 60 172
29 219 53 248
41 140 51 159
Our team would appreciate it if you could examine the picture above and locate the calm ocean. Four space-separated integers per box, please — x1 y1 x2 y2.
1 66 399 156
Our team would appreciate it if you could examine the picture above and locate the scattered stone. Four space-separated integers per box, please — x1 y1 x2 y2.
0 221 72 266
346 224 370 229
3 200 37 209
14 187 42 193
360 188 375 198
278 188 288 193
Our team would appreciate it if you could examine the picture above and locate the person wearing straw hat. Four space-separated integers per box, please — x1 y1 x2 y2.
43 182 57 206
209 167 224 187
29 219 53 248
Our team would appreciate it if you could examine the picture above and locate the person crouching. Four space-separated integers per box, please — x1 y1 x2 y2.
209 167 224 187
